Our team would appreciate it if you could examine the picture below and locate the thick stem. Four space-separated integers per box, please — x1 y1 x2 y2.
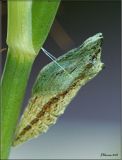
1 1 60 158
0 49 34 159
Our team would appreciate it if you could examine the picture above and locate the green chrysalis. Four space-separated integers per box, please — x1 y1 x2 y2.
13 33 104 146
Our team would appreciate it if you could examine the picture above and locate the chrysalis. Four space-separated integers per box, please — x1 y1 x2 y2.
13 33 104 146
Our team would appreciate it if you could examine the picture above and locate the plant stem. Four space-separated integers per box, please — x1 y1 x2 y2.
0 49 34 159
0 1 60 158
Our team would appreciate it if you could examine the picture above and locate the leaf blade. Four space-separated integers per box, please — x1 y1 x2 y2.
32 0 60 53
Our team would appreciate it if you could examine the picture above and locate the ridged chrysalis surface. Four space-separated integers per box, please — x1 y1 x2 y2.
13 33 104 146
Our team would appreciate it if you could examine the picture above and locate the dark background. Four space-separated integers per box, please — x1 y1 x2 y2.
1 0 121 159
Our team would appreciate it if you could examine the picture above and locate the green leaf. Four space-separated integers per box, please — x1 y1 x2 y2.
32 0 60 53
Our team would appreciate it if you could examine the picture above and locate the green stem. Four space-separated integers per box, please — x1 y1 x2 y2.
0 1 60 158
0 49 34 159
